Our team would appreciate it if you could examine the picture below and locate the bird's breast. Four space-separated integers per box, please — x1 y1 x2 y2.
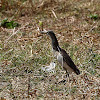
53 50 63 65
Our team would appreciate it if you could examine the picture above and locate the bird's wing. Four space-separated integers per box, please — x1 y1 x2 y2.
60 48 80 75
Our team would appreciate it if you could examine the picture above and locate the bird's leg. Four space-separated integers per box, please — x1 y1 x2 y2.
65 71 70 82
58 71 70 84
65 70 69 77
58 79 66 84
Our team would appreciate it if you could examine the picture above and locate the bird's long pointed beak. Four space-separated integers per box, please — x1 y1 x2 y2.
40 30 48 34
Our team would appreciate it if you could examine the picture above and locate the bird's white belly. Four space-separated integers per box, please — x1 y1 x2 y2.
53 50 73 73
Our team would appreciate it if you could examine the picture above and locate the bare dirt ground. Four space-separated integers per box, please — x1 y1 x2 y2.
0 0 100 100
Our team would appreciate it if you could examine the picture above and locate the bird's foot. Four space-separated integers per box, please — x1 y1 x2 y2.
58 79 66 84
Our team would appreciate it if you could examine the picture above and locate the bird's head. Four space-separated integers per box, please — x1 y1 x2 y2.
41 30 55 38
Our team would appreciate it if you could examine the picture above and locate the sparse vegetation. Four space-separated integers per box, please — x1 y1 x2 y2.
1 19 20 28
0 0 100 100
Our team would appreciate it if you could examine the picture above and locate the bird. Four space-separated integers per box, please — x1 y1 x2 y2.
41 30 80 76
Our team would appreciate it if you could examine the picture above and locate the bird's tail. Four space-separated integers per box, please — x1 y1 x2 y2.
75 68 80 75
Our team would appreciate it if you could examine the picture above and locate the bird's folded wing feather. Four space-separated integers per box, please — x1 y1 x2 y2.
60 48 80 74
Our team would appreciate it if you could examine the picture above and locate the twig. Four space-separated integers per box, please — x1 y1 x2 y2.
78 22 98 41
84 22 98 36
5 23 29 44
51 10 58 19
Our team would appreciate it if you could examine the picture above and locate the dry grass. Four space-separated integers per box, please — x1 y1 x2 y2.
0 0 100 100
